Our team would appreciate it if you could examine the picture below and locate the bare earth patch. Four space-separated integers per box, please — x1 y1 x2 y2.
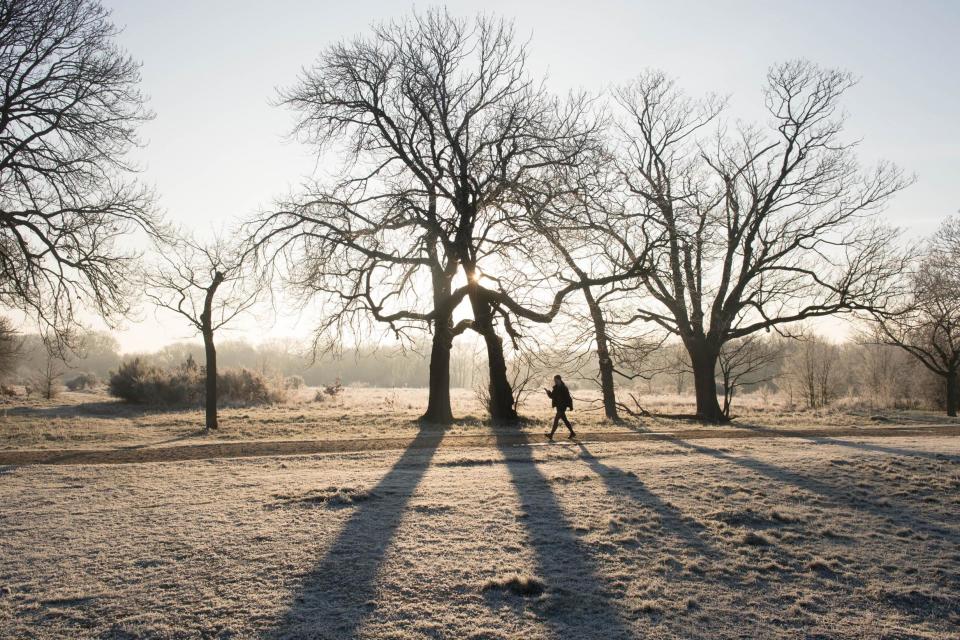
1 434 958 638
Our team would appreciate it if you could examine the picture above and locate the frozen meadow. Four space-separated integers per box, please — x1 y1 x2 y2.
1 407 958 638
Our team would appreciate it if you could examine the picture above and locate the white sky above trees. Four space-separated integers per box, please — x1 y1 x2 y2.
95 0 959 353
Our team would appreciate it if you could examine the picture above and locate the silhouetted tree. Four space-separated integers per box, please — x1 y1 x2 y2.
872 215 960 416
0 316 22 378
717 335 780 417
145 235 259 429
613 62 909 422
0 0 159 349
783 334 839 410
257 10 639 422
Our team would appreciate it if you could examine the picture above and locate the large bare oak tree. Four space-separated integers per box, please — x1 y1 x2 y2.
614 63 910 422
255 9 635 422
0 0 159 348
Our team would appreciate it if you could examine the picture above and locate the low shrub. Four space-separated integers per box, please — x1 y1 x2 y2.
284 375 305 390
218 368 285 404
109 358 283 406
65 372 99 391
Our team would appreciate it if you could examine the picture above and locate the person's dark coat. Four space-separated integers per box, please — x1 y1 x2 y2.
548 381 573 411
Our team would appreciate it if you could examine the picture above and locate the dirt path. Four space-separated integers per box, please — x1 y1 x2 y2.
2 423 959 466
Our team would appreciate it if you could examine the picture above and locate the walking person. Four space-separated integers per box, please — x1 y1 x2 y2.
545 374 576 440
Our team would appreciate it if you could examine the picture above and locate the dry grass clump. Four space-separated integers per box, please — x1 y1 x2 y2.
741 531 773 547
272 486 375 508
481 574 545 597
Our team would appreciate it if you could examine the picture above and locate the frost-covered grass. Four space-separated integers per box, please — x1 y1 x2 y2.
1 434 958 638
2 387 956 452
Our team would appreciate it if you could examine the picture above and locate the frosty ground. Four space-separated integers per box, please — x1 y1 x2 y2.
1 425 958 638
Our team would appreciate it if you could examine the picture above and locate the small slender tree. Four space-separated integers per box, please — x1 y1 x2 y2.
0 317 23 379
717 335 781 417
145 236 259 429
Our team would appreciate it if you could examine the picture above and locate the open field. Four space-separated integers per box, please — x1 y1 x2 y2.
2 390 959 638
1 432 958 638
2 387 959 453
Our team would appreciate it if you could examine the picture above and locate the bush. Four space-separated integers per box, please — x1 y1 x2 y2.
108 358 200 405
66 372 99 391
109 358 283 406
284 375 305 390
324 378 343 398
218 368 285 405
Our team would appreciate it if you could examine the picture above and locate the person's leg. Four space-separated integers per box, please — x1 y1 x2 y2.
561 409 575 437
548 410 561 438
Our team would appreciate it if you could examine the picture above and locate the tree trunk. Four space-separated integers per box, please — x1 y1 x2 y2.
470 293 517 422
422 321 454 424
200 272 224 431
583 289 618 421
721 373 733 418
947 370 958 418
687 342 725 423
202 329 218 430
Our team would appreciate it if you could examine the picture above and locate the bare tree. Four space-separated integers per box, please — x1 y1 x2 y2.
256 10 640 422
872 215 960 416
0 0 160 349
717 335 780 417
32 345 65 399
0 316 22 378
519 162 662 421
145 235 259 429
613 62 910 422
783 334 839 410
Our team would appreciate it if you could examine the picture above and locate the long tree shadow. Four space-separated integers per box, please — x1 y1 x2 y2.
666 436 958 537
493 433 635 638
7 400 196 421
733 422 960 463
575 443 720 560
271 426 443 639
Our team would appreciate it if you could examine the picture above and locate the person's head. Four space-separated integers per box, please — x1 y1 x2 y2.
554 375 562 384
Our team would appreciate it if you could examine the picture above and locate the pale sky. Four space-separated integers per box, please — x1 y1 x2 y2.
96 0 959 352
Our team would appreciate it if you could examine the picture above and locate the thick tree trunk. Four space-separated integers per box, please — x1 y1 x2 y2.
469 293 517 422
583 289 618 421
947 370 958 418
687 342 726 423
202 329 217 430
422 322 454 424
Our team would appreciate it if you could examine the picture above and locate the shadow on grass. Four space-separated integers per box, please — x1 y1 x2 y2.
493 432 634 639
7 400 197 421
666 436 958 537
575 443 719 559
270 426 442 639
733 422 960 463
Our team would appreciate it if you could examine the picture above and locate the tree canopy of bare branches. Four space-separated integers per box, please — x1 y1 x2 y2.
145 235 259 429
0 0 158 350
250 9 641 422
613 61 910 422
872 215 960 416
